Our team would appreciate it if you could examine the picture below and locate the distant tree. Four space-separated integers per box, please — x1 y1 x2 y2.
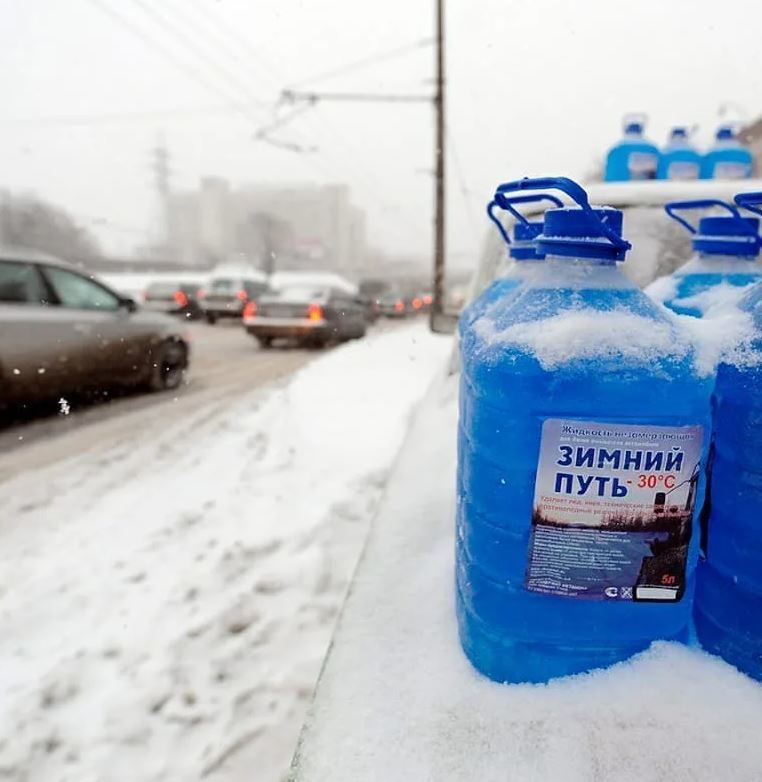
0 191 103 263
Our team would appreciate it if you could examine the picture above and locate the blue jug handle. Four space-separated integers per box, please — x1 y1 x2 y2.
492 176 632 254
665 199 758 239
486 192 563 248
734 191 762 218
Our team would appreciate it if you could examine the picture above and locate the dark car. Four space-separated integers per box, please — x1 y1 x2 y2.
243 284 367 348
0 248 189 407
376 292 408 318
142 281 204 320
199 274 269 324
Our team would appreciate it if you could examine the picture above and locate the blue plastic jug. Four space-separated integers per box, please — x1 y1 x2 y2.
694 192 762 681
657 127 701 181
459 191 562 330
701 126 753 180
457 177 712 684
649 198 762 318
604 119 659 182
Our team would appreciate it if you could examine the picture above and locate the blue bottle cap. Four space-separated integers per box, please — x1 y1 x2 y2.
716 126 735 141
670 126 688 140
510 220 544 260
538 206 627 262
694 215 760 256
665 198 761 257
624 121 643 134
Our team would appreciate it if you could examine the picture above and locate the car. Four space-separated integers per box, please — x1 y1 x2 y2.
243 284 367 348
198 273 269 324
376 292 408 318
0 247 190 407
142 281 204 320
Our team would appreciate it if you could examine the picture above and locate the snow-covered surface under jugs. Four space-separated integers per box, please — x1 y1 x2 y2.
291 370 762 782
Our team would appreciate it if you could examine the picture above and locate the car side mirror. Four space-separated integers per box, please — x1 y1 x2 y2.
120 297 138 313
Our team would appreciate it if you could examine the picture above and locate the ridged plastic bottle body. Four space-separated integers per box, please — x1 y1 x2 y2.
605 138 659 182
695 282 762 680
457 258 712 683
700 143 753 180
662 255 762 318
657 146 701 180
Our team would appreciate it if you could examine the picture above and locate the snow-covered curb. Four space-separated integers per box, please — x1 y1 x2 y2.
0 323 450 782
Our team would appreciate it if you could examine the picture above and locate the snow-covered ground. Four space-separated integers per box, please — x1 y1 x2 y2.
0 323 450 782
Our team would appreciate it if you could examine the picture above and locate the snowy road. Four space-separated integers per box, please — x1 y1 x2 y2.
0 322 450 782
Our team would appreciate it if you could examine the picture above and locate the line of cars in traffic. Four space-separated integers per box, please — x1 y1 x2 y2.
0 249 431 411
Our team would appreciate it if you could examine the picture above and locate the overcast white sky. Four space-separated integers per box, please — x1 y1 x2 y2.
2 0 762 265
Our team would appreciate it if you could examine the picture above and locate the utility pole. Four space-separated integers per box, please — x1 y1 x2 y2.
272 3 451 329
432 0 446 330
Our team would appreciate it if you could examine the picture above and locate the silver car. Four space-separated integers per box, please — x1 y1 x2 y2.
0 248 190 407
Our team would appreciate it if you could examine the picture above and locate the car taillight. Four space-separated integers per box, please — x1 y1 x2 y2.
141 291 149 301
412 297 423 310
236 289 248 301
394 300 405 312
197 288 206 299
422 294 433 306
307 303 324 321
243 300 257 319
174 290 189 307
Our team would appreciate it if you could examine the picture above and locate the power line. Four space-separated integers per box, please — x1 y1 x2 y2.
5 106 249 127
87 0 262 124
287 38 434 89
127 0 268 110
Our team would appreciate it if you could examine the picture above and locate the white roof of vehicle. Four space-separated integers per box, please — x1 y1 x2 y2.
270 270 358 295
527 178 762 214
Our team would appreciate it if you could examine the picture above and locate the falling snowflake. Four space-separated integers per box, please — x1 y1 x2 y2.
58 398 71 416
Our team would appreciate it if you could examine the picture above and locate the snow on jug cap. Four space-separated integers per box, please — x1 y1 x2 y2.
665 198 761 257
493 177 631 262
486 190 563 261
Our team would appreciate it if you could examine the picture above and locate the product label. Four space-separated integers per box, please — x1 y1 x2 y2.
667 161 700 180
525 419 704 602
714 162 751 179
628 151 657 180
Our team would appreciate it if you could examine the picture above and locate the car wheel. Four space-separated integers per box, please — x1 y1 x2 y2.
205 313 217 325
148 340 188 392
257 336 273 349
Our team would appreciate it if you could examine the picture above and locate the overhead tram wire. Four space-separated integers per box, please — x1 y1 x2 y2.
185 0 427 236
87 0 264 125
127 0 268 111
286 38 434 89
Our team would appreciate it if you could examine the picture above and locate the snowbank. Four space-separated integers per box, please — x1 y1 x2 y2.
0 323 450 782
293 375 762 782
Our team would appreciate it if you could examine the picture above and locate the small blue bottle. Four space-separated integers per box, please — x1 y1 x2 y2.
694 190 762 681
648 198 762 317
459 191 562 330
457 177 711 684
604 118 659 182
657 127 701 181
701 126 753 180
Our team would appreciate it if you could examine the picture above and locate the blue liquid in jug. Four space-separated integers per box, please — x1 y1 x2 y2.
660 257 762 318
694 282 762 680
457 259 712 684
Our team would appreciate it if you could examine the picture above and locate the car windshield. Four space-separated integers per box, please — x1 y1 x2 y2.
209 278 240 292
275 285 328 301
146 282 181 297
3 4 762 781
